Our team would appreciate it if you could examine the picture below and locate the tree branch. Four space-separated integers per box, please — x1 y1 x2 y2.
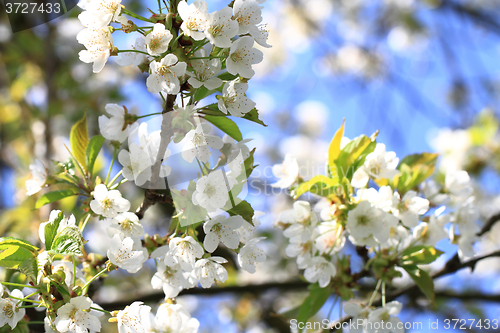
99 280 308 311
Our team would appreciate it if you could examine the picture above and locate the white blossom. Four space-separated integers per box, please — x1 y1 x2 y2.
116 302 151 333
187 49 223 90
178 0 209 40
351 143 399 188
90 184 130 218
217 80 256 117
76 26 114 73
106 212 144 243
151 261 189 298
285 239 315 269
182 123 223 163
303 256 336 288
203 215 245 252
54 296 101 333
118 144 153 186
277 201 318 242
314 221 345 255
204 7 238 48
192 256 228 288
249 24 271 48
413 213 448 247
271 154 299 188
445 170 473 198
163 236 204 271
233 0 263 35
107 235 148 273
26 159 47 196
147 54 187 94
391 190 429 228
343 303 371 333
366 301 404 333
52 260 86 288
145 23 173 56
222 135 253 161
151 303 199 333
226 36 263 78
192 169 230 212
238 237 266 273
237 210 263 244
98 104 134 143
0 289 26 330
346 201 393 245
116 37 148 67
84 0 122 26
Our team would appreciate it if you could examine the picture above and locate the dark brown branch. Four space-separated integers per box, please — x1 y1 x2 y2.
99 280 308 310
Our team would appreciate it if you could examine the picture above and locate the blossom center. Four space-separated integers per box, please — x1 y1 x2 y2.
101 197 114 209
204 184 217 197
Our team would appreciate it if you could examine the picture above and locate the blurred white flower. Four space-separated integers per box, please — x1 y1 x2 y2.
188 49 223 90
351 143 399 188
106 212 144 243
366 301 403 333
391 190 429 228
151 261 189 298
152 303 200 333
116 37 148 67
277 201 318 242
346 201 392 245
271 154 299 188
303 256 336 288
26 159 47 196
238 237 266 273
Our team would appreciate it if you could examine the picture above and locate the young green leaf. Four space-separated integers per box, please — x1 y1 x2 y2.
49 227 84 256
242 109 267 126
227 200 254 225
328 119 345 167
35 189 77 209
293 175 339 199
400 245 444 265
86 135 105 175
297 283 332 323
0 245 36 269
70 112 89 171
44 211 65 250
0 237 39 253
204 115 243 141
402 265 435 303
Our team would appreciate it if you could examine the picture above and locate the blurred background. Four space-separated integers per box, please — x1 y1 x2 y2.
2 0 500 332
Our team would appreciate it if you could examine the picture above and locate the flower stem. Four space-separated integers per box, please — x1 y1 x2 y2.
108 170 123 188
382 282 386 307
27 321 46 325
9 296 41 304
122 8 154 23
20 304 42 308
137 112 164 119
368 279 382 307
106 147 119 185
79 213 91 231
0 282 31 289
91 306 112 315
116 49 151 56
82 266 109 295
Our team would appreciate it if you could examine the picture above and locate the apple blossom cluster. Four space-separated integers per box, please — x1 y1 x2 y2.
272 125 480 327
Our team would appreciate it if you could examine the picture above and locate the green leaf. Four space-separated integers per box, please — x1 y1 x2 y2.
49 227 84 256
218 72 239 81
328 120 345 168
86 135 105 175
335 135 376 180
402 265 435 303
19 258 38 282
242 109 267 126
293 175 339 199
243 148 257 178
35 189 77 209
0 237 39 252
70 112 89 171
227 200 254 225
400 245 443 265
392 153 438 193
198 103 226 116
297 284 332 323
44 211 65 250
204 115 243 141
0 245 36 269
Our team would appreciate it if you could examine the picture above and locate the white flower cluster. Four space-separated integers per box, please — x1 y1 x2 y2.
344 301 404 333
273 137 479 313
150 212 265 298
